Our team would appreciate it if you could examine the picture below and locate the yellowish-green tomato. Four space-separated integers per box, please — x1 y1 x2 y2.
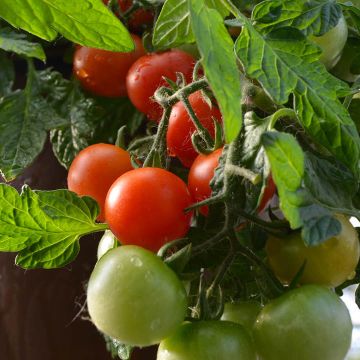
266 214 360 287
311 15 348 69
221 301 262 333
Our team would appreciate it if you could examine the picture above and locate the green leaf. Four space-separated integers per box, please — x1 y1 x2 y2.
0 63 67 181
235 22 360 177
262 131 341 246
0 184 107 269
304 152 359 216
0 51 14 97
341 2 360 33
41 71 144 168
252 0 342 36
0 27 45 60
189 0 242 143
0 0 133 52
153 0 194 50
153 0 229 50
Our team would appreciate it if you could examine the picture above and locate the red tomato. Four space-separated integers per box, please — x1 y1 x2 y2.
73 34 145 97
188 148 223 215
67 144 133 222
126 50 196 121
105 167 193 252
257 175 276 213
167 91 222 167
103 0 154 32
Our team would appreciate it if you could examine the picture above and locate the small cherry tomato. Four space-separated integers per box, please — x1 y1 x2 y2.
167 91 222 167
221 300 263 333
67 144 132 222
188 148 223 215
103 0 154 33
97 230 119 260
73 34 145 97
253 285 352 360
126 50 196 121
266 214 360 287
257 174 276 213
311 15 348 70
157 321 256 360
105 167 193 252
87 245 187 346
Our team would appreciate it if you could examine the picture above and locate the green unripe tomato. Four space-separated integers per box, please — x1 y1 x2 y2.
97 230 119 260
311 15 348 69
266 214 360 287
157 321 257 360
253 285 352 360
331 37 360 82
87 245 187 346
220 301 262 333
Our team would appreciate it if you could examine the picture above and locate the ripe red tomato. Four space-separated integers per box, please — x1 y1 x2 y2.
73 34 145 97
167 91 222 167
188 148 223 215
67 144 132 222
105 167 193 252
257 174 276 212
126 50 196 121
103 0 154 32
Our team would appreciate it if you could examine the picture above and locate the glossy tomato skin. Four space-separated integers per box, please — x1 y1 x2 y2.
257 174 276 213
221 301 262 333
311 15 348 70
253 285 352 360
105 167 193 252
266 214 360 287
73 34 145 97
87 245 187 346
126 50 196 121
157 321 256 360
188 148 223 215
67 144 132 222
167 91 222 167
97 230 118 260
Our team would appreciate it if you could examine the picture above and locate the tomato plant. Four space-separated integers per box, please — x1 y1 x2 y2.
167 91 222 167
87 245 187 346
73 34 145 97
126 50 196 121
188 148 223 215
105 167 193 252
157 321 256 360
67 144 133 221
266 214 360 287
253 285 352 360
0 1 360 360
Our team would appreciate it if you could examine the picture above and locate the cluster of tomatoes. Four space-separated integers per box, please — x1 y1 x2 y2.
67 3 359 359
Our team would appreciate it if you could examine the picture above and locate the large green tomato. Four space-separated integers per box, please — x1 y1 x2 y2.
87 245 187 346
220 301 262 333
266 214 359 287
311 15 348 69
253 285 352 360
157 321 256 360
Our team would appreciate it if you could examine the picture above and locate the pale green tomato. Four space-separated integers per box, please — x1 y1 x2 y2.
311 15 348 69
266 214 360 287
87 245 187 346
221 301 262 333
253 285 352 360
157 321 257 360
97 230 118 260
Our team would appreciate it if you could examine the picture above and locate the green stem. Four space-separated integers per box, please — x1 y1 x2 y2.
180 93 214 148
268 108 297 130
